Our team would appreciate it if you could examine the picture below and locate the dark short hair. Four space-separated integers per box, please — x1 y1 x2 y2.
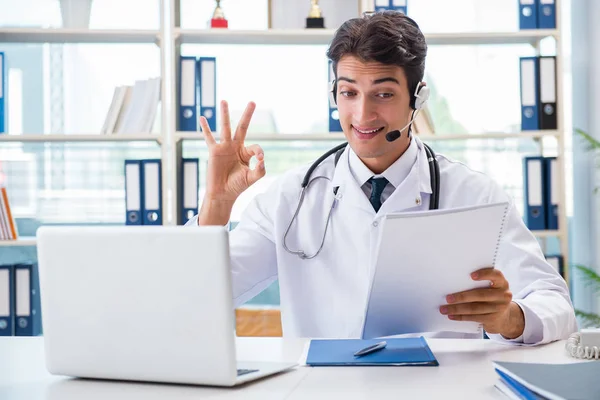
326 11 428 103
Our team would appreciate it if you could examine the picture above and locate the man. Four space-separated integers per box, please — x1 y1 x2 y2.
188 11 577 345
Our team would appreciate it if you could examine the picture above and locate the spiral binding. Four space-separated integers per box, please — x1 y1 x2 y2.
491 204 509 268
566 332 600 360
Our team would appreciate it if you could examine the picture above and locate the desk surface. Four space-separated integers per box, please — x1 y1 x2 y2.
0 337 579 400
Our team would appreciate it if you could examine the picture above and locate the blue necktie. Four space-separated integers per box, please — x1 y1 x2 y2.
368 177 389 212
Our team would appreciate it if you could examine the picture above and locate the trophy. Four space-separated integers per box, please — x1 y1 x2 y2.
306 0 325 29
210 0 228 28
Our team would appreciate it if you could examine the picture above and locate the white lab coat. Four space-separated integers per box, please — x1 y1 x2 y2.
189 136 577 345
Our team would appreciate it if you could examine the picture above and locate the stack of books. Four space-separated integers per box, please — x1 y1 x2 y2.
100 77 161 135
0 187 18 240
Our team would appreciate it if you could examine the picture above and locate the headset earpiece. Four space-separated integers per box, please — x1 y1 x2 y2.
412 82 429 110
329 79 338 105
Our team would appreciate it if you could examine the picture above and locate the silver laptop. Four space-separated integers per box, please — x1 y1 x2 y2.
36 225 297 386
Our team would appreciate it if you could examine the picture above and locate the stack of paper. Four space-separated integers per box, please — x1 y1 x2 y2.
493 360 600 400
362 202 509 339
0 187 18 240
100 77 161 135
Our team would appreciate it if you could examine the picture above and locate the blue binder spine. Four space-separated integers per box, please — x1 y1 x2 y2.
544 254 564 277
519 56 540 131
141 159 163 225
374 0 391 12
391 0 408 14
523 156 546 230
519 0 538 30
0 52 5 134
124 159 143 225
178 56 198 132
538 0 556 29
328 60 342 132
544 157 558 229
198 57 217 132
14 263 42 336
0 264 14 336
179 158 199 225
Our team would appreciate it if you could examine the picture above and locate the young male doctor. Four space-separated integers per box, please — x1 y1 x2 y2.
188 11 577 345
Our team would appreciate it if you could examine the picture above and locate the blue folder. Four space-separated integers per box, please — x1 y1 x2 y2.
306 337 438 366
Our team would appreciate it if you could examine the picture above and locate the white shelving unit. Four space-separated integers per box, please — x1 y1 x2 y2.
175 27 559 46
0 134 161 143
0 0 570 284
0 28 161 44
174 130 560 143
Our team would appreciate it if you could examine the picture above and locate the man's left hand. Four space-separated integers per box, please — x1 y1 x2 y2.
439 267 525 339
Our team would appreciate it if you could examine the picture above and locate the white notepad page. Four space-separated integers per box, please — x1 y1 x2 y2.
362 202 510 339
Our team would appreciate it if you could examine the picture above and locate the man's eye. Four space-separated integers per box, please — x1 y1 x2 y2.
377 93 394 99
340 91 356 97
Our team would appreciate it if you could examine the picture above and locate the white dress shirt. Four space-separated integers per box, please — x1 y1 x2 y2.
350 135 419 202
187 136 577 345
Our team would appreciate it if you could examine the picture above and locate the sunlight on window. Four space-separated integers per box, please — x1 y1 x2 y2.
0 0 159 29
7 69 23 135
182 43 330 135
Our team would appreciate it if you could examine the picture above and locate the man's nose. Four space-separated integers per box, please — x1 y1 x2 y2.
355 98 378 123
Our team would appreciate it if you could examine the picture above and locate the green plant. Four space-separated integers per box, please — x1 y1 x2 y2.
573 129 600 327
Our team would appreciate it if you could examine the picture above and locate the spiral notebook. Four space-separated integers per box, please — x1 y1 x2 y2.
361 202 510 339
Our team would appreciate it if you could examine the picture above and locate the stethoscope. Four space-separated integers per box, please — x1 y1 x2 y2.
282 138 440 260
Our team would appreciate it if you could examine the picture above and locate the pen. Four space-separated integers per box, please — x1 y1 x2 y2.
354 341 387 357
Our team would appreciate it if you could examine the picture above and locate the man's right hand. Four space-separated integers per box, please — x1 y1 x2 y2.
198 100 266 226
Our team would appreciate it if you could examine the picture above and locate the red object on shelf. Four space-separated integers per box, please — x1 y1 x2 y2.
211 18 228 28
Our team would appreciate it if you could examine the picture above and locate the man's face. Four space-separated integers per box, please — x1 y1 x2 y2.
335 55 413 173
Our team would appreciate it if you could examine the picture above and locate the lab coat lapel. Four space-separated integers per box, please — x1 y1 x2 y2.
378 138 433 214
331 147 377 214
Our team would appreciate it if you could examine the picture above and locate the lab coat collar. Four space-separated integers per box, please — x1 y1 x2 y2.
330 136 433 213
347 135 419 190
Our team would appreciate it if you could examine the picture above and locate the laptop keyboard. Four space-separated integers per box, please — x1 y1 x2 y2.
237 368 259 377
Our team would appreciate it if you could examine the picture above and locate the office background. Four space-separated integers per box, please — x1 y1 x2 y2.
0 0 598 330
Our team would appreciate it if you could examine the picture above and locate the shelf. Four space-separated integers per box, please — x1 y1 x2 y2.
0 231 562 247
176 28 558 46
0 237 36 247
175 130 560 142
0 28 160 44
532 230 562 238
0 134 162 143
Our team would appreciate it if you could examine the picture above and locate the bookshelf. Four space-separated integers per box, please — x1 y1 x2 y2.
0 0 570 286
0 134 161 143
175 27 559 46
0 28 161 44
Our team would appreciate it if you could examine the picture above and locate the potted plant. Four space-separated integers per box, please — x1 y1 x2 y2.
573 129 600 327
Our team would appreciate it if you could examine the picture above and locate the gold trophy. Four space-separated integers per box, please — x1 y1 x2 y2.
210 0 228 28
306 0 325 28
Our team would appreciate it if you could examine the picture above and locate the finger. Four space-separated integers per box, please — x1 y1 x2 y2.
471 267 508 289
243 144 266 185
220 100 231 142
247 158 266 186
440 302 504 316
199 116 217 147
234 101 256 142
243 144 265 164
446 288 512 305
445 313 494 324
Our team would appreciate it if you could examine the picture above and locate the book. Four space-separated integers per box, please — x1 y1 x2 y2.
493 360 600 400
306 337 438 367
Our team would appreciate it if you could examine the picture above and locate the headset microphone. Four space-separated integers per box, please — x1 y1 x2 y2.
386 130 401 142
385 108 421 142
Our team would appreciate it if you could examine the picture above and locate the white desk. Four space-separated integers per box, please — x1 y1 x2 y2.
0 337 578 399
